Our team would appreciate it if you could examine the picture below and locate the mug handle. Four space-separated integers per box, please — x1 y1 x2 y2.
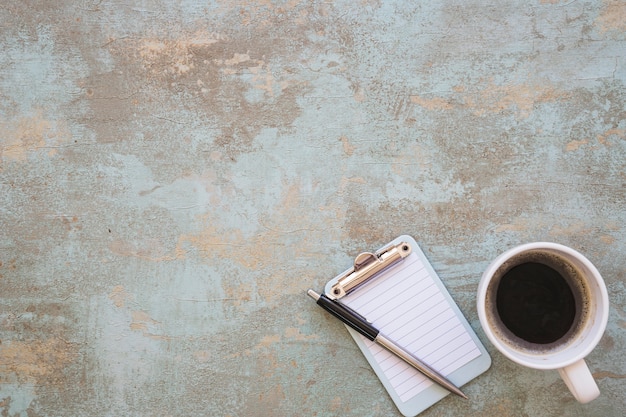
557 359 600 403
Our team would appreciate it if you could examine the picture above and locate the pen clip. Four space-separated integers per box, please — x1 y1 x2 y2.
328 242 412 299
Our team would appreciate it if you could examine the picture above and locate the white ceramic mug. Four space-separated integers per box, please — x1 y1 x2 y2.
477 242 609 403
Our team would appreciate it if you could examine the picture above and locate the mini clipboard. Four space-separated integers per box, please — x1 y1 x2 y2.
324 235 491 416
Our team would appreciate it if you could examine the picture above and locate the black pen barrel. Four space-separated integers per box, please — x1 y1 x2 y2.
313 292 379 341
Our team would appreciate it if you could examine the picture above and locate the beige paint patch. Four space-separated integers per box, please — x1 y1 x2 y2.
224 53 251 66
596 0 626 33
0 338 77 384
114 29 306 159
193 350 212 363
339 135 356 156
0 110 69 162
354 86 366 102
410 94 453 111
593 370 626 379
597 128 625 146
284 327 319 342
257 384 285 411
339 176 367 191
565 139 588 151
257 334 281 349
470 81 567 118
549 222 593 237
227 334 279 359
174 179 343 305
130 310 160 332
137 31 226 77
330 396 343 412
392 143 431 176
231 327 317 359
495 222 528 233
250 63 277 96
410 82 567 119
218 0 304 27
246 61 297 98
177 180 336 269
142 35 287 98
600 235 616 244
222 282 253 307
217 53 265 76
108 285 133 308
128 310 170 341
464 397 518 417
177 224 249 265
109 238 181 262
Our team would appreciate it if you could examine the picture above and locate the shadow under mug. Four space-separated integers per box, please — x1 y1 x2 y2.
477 242 609 403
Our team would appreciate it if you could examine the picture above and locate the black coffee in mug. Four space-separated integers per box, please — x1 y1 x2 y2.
478 243 609 403
486 250 591 351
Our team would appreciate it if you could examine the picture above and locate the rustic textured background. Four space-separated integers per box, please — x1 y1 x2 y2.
1 1 624 416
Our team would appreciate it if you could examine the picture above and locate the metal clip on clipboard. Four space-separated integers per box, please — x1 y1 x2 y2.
328 242 412 299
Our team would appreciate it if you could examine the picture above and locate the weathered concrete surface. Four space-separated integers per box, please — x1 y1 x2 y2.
0 1 624 416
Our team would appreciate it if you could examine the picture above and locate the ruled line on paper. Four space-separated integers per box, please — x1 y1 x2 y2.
342 252 481 402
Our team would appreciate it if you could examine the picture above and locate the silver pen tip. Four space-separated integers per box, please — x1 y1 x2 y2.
307 289 320 301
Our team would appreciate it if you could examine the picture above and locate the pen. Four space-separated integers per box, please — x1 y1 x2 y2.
307 289 468 399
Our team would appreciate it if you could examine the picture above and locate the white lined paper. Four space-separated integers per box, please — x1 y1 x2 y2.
341 252 481 402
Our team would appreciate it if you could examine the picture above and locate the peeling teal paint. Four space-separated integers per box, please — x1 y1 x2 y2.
1 1 625 416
